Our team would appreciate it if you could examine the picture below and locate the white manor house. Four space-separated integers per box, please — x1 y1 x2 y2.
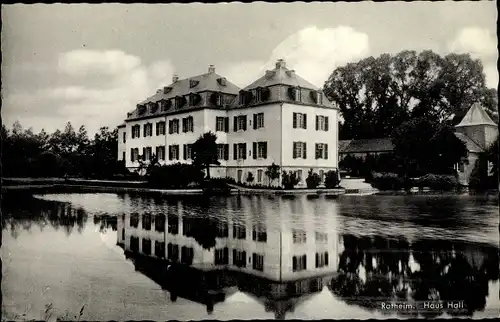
117 59 339 185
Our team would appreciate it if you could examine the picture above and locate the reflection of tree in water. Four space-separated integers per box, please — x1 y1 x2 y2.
93 214 118 233
182 196 219 250
2 197 88 238
330 234 499 317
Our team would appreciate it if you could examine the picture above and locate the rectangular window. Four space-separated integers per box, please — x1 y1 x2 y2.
296 170 303 182
181 246 194 265
144 147 152 161
292 229 307 244
292 255 307 272
315 115 329 131
122 131 126 143
217 144 225 160
234 143 247 160
142 213 152 231
293 113 307 129
257 169 263 183
232 249 246 268
253 113 265 129
156 146 166 161
142 238 152 255
293 142 307 159
216 222 229 238
122 151 125 161
315 143 329 160
215 248 229 265
182 217 193 236
182 117 194 133
156 121 166 135
252 224 267 242
167 243 179 262
169 145 180 160
132 125 141 139
155 241 165 258
253 142 268 159
130 236 139 252
143 123 153 137
252 253 264 271
319 170 324 182
183 144 193 160
168 214 179 235
315 252 329 268
233 224 246 239
130 213 139 228
234 115 247 131
315 231 328 243
216 117 229 132
155 214 165 232
169 119 179 134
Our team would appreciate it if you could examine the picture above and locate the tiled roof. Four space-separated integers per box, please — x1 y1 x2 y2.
339 138 394 153
455 103 497 127
243 60 319 91
454 132 485 153
139 71 240 105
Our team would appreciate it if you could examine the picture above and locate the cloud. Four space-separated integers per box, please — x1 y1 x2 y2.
448 27 498 88
221 26 370 88
57 49 142 77
3 49 174 135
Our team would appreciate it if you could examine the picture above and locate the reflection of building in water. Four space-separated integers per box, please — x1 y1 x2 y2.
117 195 339 318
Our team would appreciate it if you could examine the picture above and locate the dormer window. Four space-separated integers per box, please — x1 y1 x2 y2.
189 80 199 88
163 86 173 94
239 90 253 105
150 102 158 113
217 78 227 86
189 93 201 106
137 104 146 115
288 86 301 102
175 96 186 109
310 91 323 105
160 99 171 112
210 92 223 107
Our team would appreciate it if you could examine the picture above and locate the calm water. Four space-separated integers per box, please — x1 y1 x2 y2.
2 192 499 320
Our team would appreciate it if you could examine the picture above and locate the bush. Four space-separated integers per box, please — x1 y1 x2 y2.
416 174 459 191
147 163 204 189
305 169 321 189
282 171 299 189
370 172 405 190
246 172 255 184
324 169 341 188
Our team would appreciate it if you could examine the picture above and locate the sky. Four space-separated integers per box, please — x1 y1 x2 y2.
2 2 498 136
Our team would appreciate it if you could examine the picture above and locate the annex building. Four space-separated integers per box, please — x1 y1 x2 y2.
117 59 339 186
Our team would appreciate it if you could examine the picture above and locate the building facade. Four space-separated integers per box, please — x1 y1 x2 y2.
117 59 339 186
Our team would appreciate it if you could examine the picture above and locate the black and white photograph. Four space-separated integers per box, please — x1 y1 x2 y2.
1 1 499 320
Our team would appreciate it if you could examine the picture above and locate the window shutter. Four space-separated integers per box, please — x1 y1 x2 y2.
243 143 247 160
303 255 307 270
190 116 194 132
293 113 297 128
130 148 134 161
263 142 267 159
292 257 297 271
303 114 307 129
316 116 319 131
183 145 187 160
315 144 319 160
325 144 328 159
215 117 218 132
293 142 297 159
233 116 238 132
224 145 229 160
315 253 319 268
169 146 172 160
233 144 237 160
168 121 172 134
325 116 329 131
253 142 257 159
225 117 229 133
253 114 257 129
302 142 307 159
142 147 145 160
325 252 329 266
156 124 159 136
243 116 247 131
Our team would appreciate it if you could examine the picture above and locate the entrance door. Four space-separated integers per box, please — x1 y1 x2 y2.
237 170 243 183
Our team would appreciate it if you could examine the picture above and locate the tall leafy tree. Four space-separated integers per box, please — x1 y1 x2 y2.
192 131 220 179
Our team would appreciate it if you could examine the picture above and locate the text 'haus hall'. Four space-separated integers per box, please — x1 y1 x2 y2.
117 59 339 185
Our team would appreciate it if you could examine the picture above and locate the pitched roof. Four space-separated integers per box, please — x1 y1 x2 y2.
117 123 126 128
243 59 319 91
339 138 394 153
139 70 240 105
455 103 497 127
454 132 485 153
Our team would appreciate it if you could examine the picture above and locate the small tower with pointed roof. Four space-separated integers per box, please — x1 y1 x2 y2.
455 103 498 150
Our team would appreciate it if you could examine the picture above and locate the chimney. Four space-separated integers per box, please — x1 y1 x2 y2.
208 65 216 73
276 59 286 69
172 74 179 83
